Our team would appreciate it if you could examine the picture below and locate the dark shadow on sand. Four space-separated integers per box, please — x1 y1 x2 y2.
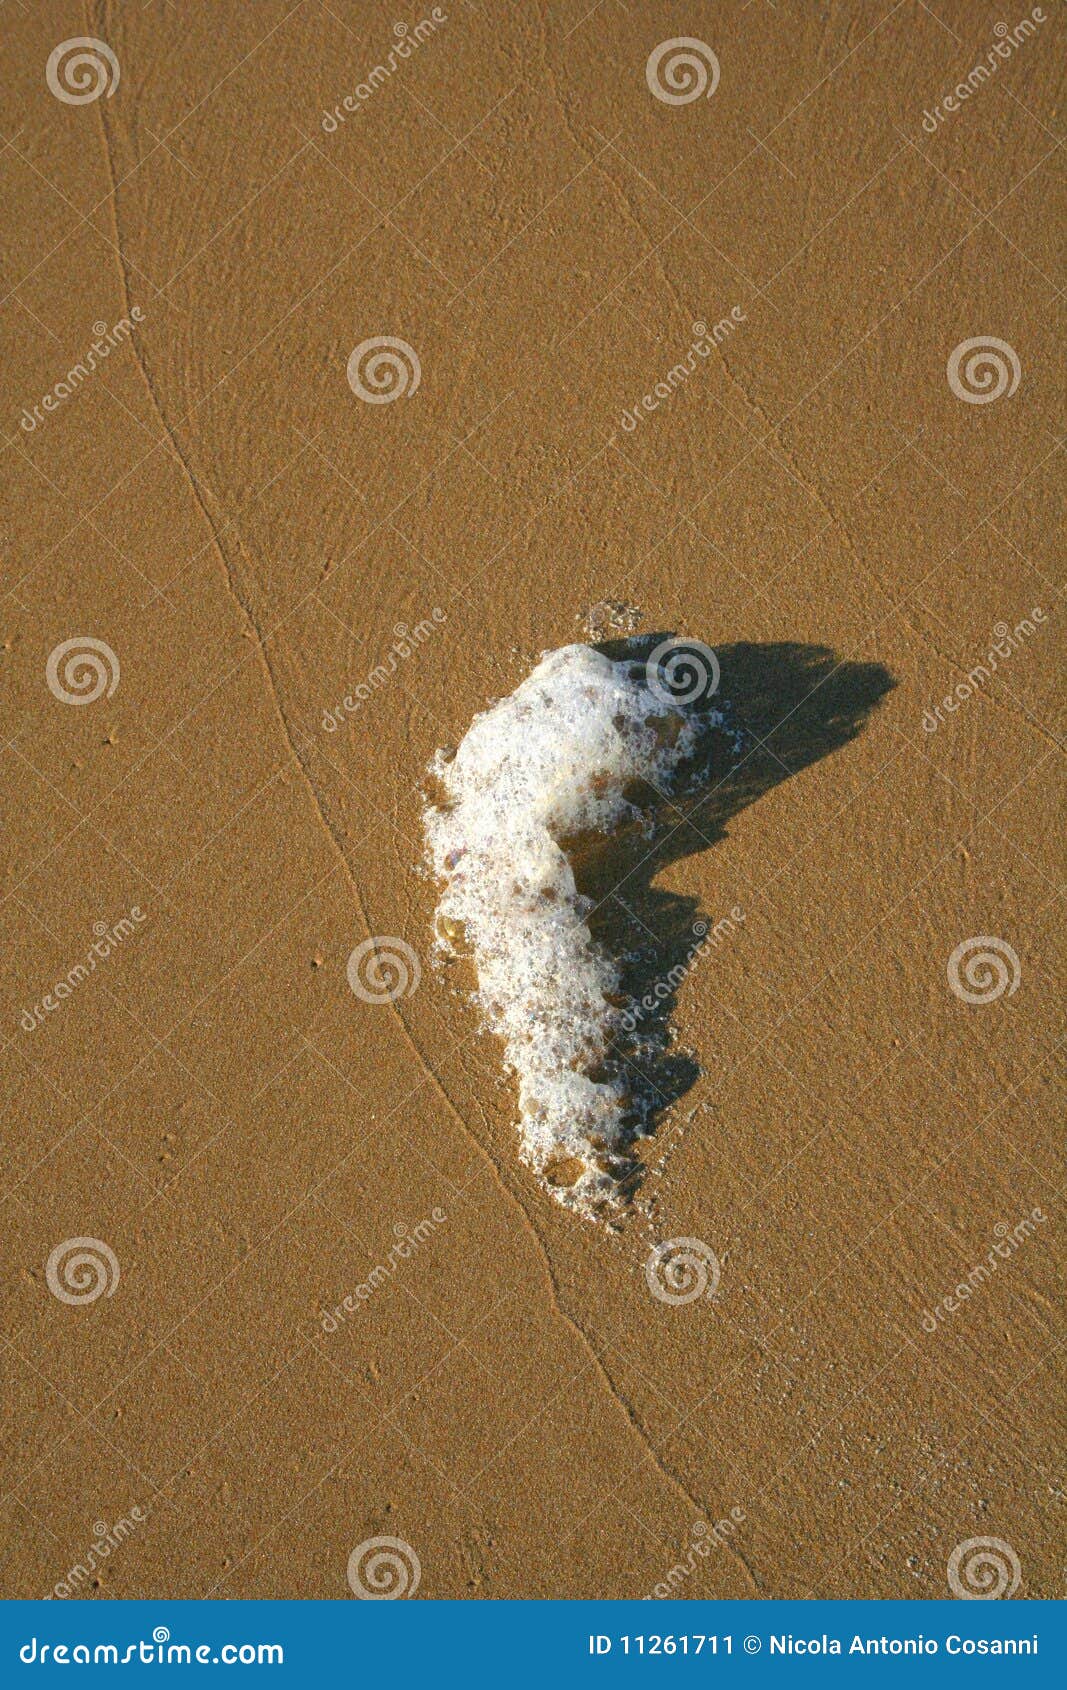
573 636 896 1199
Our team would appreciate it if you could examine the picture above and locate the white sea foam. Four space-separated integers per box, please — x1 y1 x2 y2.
423 643 719 1219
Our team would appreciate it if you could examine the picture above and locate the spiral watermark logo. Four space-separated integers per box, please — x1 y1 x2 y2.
947 1536 1021 1599
947 936 1020 1004
346 936 421 1003
646 1238 721 1305
46 37 120 105
646 38 719 105
347 1536 421 1598
45 1237 120 1306
947 337 1020 404
347 336 421 403
46 637 119 705
646 638 720 707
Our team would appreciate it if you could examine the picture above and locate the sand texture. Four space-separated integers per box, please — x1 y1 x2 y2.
1 0 1064 1601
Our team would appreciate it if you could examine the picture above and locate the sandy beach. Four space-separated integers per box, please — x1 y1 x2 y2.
1 0 1063 1600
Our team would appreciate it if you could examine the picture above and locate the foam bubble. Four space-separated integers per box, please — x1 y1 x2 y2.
423 643 718 1219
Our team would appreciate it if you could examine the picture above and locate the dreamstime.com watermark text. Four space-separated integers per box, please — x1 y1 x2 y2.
47 1510 149 1600
645 1510 746 1599
921 1209 1048 1332
19 311 145 432
920 10 1047 132
321 11 448 132
320 611 445 733
18 1631 283 1666
619 312 747 434
921 610 1047 732
320 1209 447 1330
19 908 147 1033
621 909 744 1034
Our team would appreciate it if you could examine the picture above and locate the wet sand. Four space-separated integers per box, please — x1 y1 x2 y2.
1 1 1063 1599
